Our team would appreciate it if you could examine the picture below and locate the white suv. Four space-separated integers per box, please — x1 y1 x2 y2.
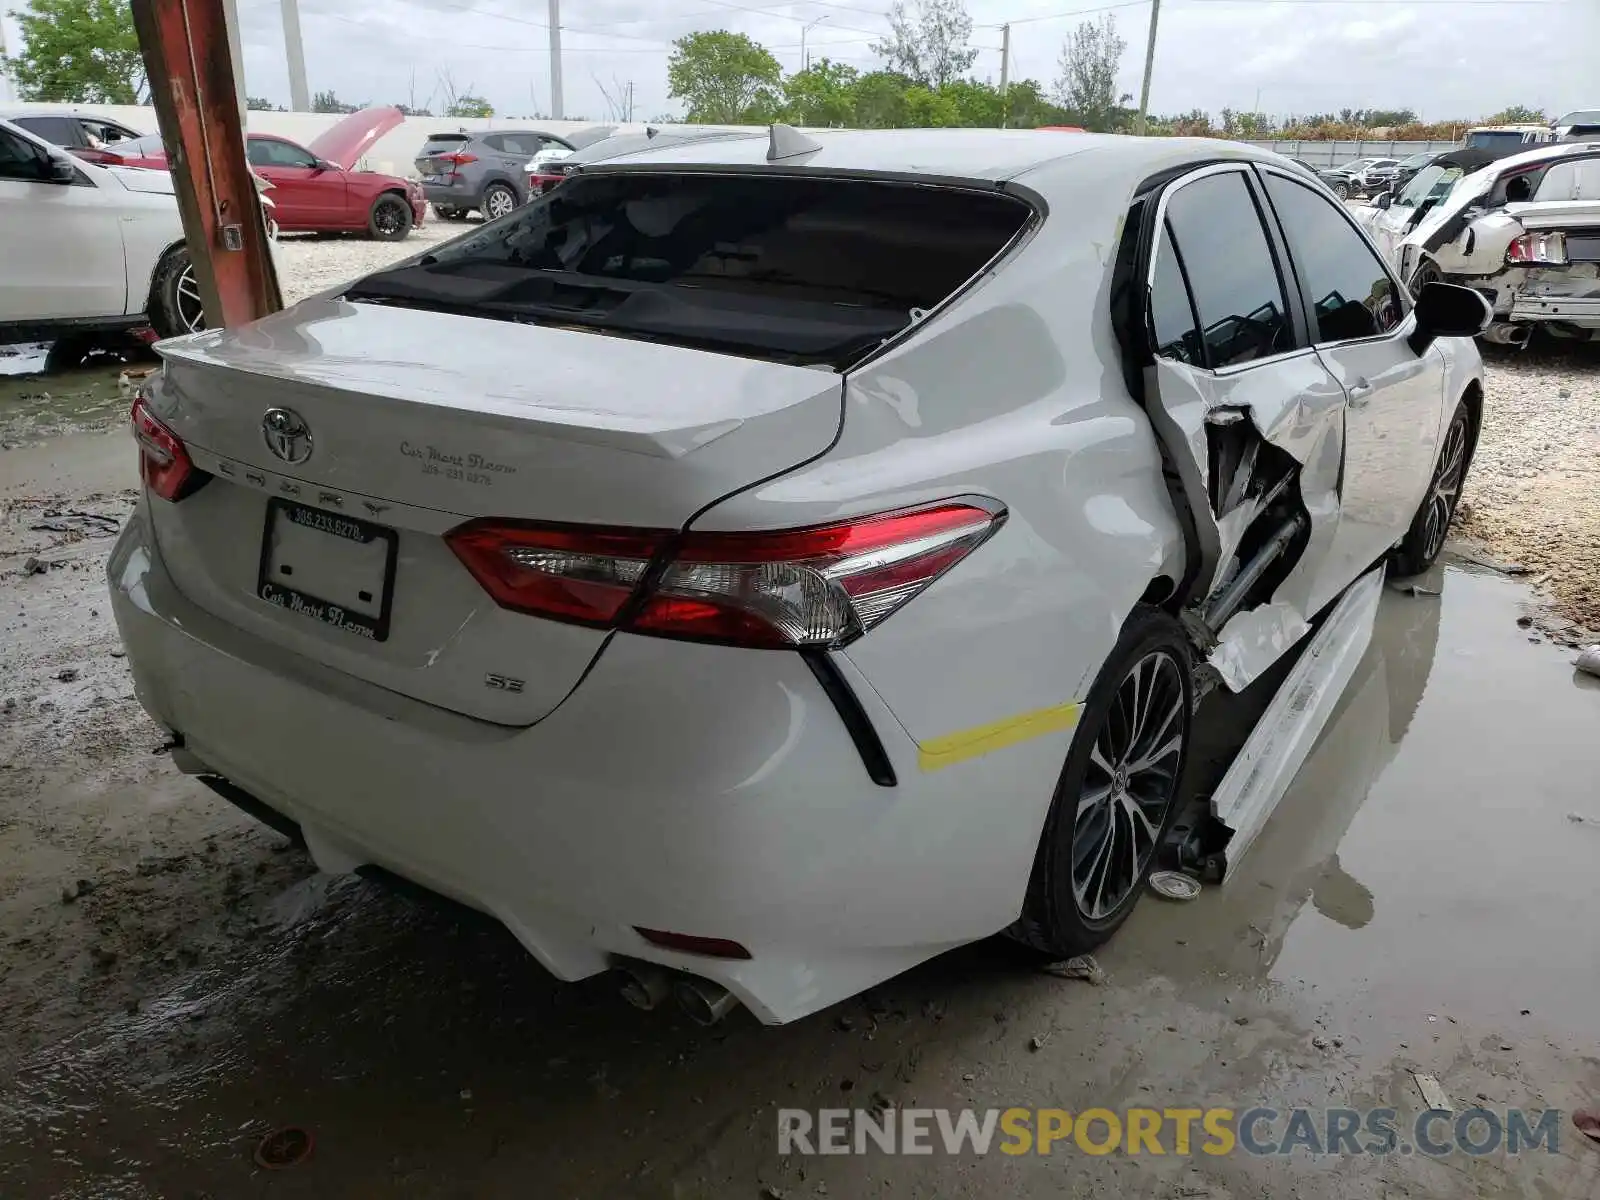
0 116 201 342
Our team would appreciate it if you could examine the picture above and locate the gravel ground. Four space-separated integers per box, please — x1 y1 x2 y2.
273 214 467 305
1459 341 1600 643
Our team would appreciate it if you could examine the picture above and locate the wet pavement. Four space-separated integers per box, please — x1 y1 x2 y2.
2 540 1597 1197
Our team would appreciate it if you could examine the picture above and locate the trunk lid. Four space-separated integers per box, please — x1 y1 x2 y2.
415 133 470 178
145 300 843 724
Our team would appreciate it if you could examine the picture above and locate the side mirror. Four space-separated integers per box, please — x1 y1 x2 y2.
1375 191 1393 210
42 154 78 183
312 158 338 173
1408 281 1493 354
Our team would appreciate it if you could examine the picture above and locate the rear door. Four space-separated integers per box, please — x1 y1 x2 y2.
1259 166 1444 597
0 126 126 321
1140 165 1350 621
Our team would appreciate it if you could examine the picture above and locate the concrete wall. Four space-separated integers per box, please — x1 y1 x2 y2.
1244 139 1462 167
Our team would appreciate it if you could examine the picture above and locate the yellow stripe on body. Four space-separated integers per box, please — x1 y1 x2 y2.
917 701 1083 773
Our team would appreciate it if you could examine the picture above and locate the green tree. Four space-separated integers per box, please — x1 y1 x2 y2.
313 90 359 114
2 0 144 103
783 59 859 127
445 95 494 118
939 78 1002 127
1052 14 1127 132
872 0 977 89
1000 79 1073 128
900 84 961 127
1489 104 1545 123
246 95 282 112
851 70 913 128
667 30 782 124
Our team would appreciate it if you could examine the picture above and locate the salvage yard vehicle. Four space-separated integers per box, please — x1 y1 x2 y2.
1357 141 1600 344
109 128 1491 1025
0 106 149 166
118 107 425 240
1463 124 1557 153
414 128 581 220
1 116 209 341
523 125 750 198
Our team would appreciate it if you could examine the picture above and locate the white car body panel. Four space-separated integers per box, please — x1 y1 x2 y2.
107 130 1484 1022
0 117 183 326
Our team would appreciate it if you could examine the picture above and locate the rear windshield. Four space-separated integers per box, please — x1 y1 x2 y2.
344 172 1033 368
1466 131 1532 149
420 134 471 152
121 134 167 156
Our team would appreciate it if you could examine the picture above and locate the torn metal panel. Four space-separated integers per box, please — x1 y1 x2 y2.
1211 567 1384 882
1145 355 1346 690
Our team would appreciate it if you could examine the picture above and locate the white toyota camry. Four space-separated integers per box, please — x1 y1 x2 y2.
110 129 1491 1024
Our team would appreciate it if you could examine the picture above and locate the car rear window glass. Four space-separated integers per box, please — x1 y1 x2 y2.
120 134 167 157
421 134 471 153
1264 173 1400 342
345 173 1034 368
1162 171 1294 368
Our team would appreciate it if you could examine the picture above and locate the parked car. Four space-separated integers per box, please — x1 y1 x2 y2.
1554 109 1600 140
0 106 149 166
109 129 1490 1025
1356 140 1600 344
523 125 752 198
1373 151 1435 195
1 116 215 341
121 107 425 240
416 129 582 220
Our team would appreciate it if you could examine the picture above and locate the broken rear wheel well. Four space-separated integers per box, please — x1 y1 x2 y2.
1460 379 1484 464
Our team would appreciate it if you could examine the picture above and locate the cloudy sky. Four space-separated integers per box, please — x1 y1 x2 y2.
8 0 1593 124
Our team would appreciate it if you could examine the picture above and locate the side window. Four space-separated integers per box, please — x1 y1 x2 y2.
481 134 510 154
1264 173 1401 343
1163 171 1295 368
14 115 83 147
1149 223 1203 365
0 128 43 181
251 138 317 168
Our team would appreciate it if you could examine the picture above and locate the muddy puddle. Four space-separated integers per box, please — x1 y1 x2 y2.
2 538 1596 1198
0 342 149 449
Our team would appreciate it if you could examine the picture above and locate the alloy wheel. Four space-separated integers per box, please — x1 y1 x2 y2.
485 187 515 219
373 199 405 236
175 263 205 333
1422 410 1469 562
1070 649 1187 921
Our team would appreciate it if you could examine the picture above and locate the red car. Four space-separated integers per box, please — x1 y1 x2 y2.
117 107 425 241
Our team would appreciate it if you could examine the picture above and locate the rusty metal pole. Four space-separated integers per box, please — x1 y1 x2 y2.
131 0 282 330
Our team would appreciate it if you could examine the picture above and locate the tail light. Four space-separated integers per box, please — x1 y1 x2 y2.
446 500 1004 648
441 152 477 166
1506 231 1567 265
131 395 204 501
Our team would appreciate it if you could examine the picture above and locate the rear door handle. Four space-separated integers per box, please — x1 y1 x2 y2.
1348 378 1374 407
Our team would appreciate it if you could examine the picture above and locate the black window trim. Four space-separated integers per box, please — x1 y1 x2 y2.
1252 162 1414 352
1144 160 1315 377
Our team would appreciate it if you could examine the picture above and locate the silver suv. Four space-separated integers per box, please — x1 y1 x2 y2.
416 129 576 221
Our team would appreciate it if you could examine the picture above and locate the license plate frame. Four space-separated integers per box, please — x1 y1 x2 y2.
255 498 399 642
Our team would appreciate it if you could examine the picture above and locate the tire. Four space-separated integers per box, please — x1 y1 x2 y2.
1409 258 1442 300
367 194 413 241
1332 181 1350 201
1390 398 1473 577
436 205 468 221
1008 606 1194 958
481 181 517 221
149 245 206 338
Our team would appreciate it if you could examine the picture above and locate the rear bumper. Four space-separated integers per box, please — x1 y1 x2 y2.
420 179 477 206
1509 292 1600 328
108 503 1062 1023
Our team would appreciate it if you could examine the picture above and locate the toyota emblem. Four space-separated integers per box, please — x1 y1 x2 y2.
262 407 313 464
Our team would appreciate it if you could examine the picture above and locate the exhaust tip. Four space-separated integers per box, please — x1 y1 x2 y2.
672 977 739 1026
616 963 671 1011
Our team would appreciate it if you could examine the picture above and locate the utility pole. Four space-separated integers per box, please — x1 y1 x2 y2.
279 0 309 111
1134 0 1161 137
801 15 827 72
626 80 634 122
999 23 1011 127
548 0 564 119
